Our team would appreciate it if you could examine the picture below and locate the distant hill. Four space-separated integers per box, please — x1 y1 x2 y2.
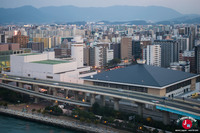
0 5 183 24
157 14 200 24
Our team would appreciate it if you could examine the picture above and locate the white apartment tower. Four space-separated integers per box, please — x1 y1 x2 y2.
146 45 161 67
71 36 84 68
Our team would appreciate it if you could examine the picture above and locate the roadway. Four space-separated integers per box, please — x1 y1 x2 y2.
0 74 200 118
0 83 91 107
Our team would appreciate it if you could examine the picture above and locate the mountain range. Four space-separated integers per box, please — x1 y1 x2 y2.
0 5 199 24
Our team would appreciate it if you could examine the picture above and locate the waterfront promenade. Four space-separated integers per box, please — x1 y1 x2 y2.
0 106 130 133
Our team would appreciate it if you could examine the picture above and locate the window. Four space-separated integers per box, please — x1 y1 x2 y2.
46 76 53 79
166 80 191 93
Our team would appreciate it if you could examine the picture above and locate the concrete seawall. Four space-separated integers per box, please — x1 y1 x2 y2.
0 108 116 133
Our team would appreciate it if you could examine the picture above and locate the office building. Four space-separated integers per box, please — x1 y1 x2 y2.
121 37 132 60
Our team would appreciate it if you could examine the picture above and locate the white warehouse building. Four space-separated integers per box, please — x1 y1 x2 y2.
9 51 96 84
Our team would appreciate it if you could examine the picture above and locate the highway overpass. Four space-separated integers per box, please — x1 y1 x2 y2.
0 83 91 107
0 74 200 123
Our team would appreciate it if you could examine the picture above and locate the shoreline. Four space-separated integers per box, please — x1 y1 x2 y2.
0 107 116 133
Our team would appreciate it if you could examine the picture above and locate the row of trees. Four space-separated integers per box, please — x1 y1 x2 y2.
0 87 29 104
0 101 8 108
71 103 177 132
45 105 63 115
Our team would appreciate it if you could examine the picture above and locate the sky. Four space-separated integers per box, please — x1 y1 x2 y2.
0 0 200 14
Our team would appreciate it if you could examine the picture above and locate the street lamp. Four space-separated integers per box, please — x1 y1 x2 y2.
50 110 52 118
74 115 78 125
82 99 85 102
26 105 29 113
104 121 107 130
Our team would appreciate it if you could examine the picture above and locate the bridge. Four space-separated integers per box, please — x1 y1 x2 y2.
0 74 200 124
0 83 91 107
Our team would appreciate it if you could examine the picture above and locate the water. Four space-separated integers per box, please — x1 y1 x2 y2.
0 115 82 133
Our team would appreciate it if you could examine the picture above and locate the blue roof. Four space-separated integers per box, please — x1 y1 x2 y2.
84 64 198 88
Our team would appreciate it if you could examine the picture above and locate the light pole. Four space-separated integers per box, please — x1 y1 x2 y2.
74 115 78 125
104 121 107 131
26 105 29 113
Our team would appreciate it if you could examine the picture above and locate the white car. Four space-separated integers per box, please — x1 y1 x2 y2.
53 83 59 85
16 78 21 80
152 100 159 103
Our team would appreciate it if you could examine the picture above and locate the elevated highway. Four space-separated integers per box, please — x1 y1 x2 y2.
0 74 200 122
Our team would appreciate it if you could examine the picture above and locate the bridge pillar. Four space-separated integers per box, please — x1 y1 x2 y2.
113 98 120 111
90 94 96 105
53 100 58 106
18 82 23 88
64 89 69 98
100 95 105 106
136 102 143 117
47 87 52 95
82 92 87 101
52 88 57 96
163 111 170 125
33 85 39 103
74 91 79 100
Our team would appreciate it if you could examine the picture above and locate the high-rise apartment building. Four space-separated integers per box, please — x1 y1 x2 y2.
154 40 179 68
27 42 44 53
89 44 108 67
146 45 161 67
132 40 142 60
11 31 29 48
111 43 120 59
121 37 132 60
83 47 90 66
33 37 51 49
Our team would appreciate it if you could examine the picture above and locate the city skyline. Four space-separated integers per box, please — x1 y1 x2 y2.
0 0 200 15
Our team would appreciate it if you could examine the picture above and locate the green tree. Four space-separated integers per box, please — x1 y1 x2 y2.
3 102 8 109
108 58 121 66
152 129 159 133
92 102 100 114
42 110 47 116
37 109 41 114
80 117 85 122
32 108 36 114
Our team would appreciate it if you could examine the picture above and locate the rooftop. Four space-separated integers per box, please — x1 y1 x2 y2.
31 60 70 65
83 64 198 88
18 53 40 56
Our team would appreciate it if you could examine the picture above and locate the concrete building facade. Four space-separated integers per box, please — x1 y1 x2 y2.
8 52 96 84
146 45 161 67
121 37 132 60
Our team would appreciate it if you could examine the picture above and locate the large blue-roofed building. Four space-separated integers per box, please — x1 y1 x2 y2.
83 64 200 97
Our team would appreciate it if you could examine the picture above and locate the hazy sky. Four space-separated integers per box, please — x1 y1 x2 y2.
0 0 200 14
